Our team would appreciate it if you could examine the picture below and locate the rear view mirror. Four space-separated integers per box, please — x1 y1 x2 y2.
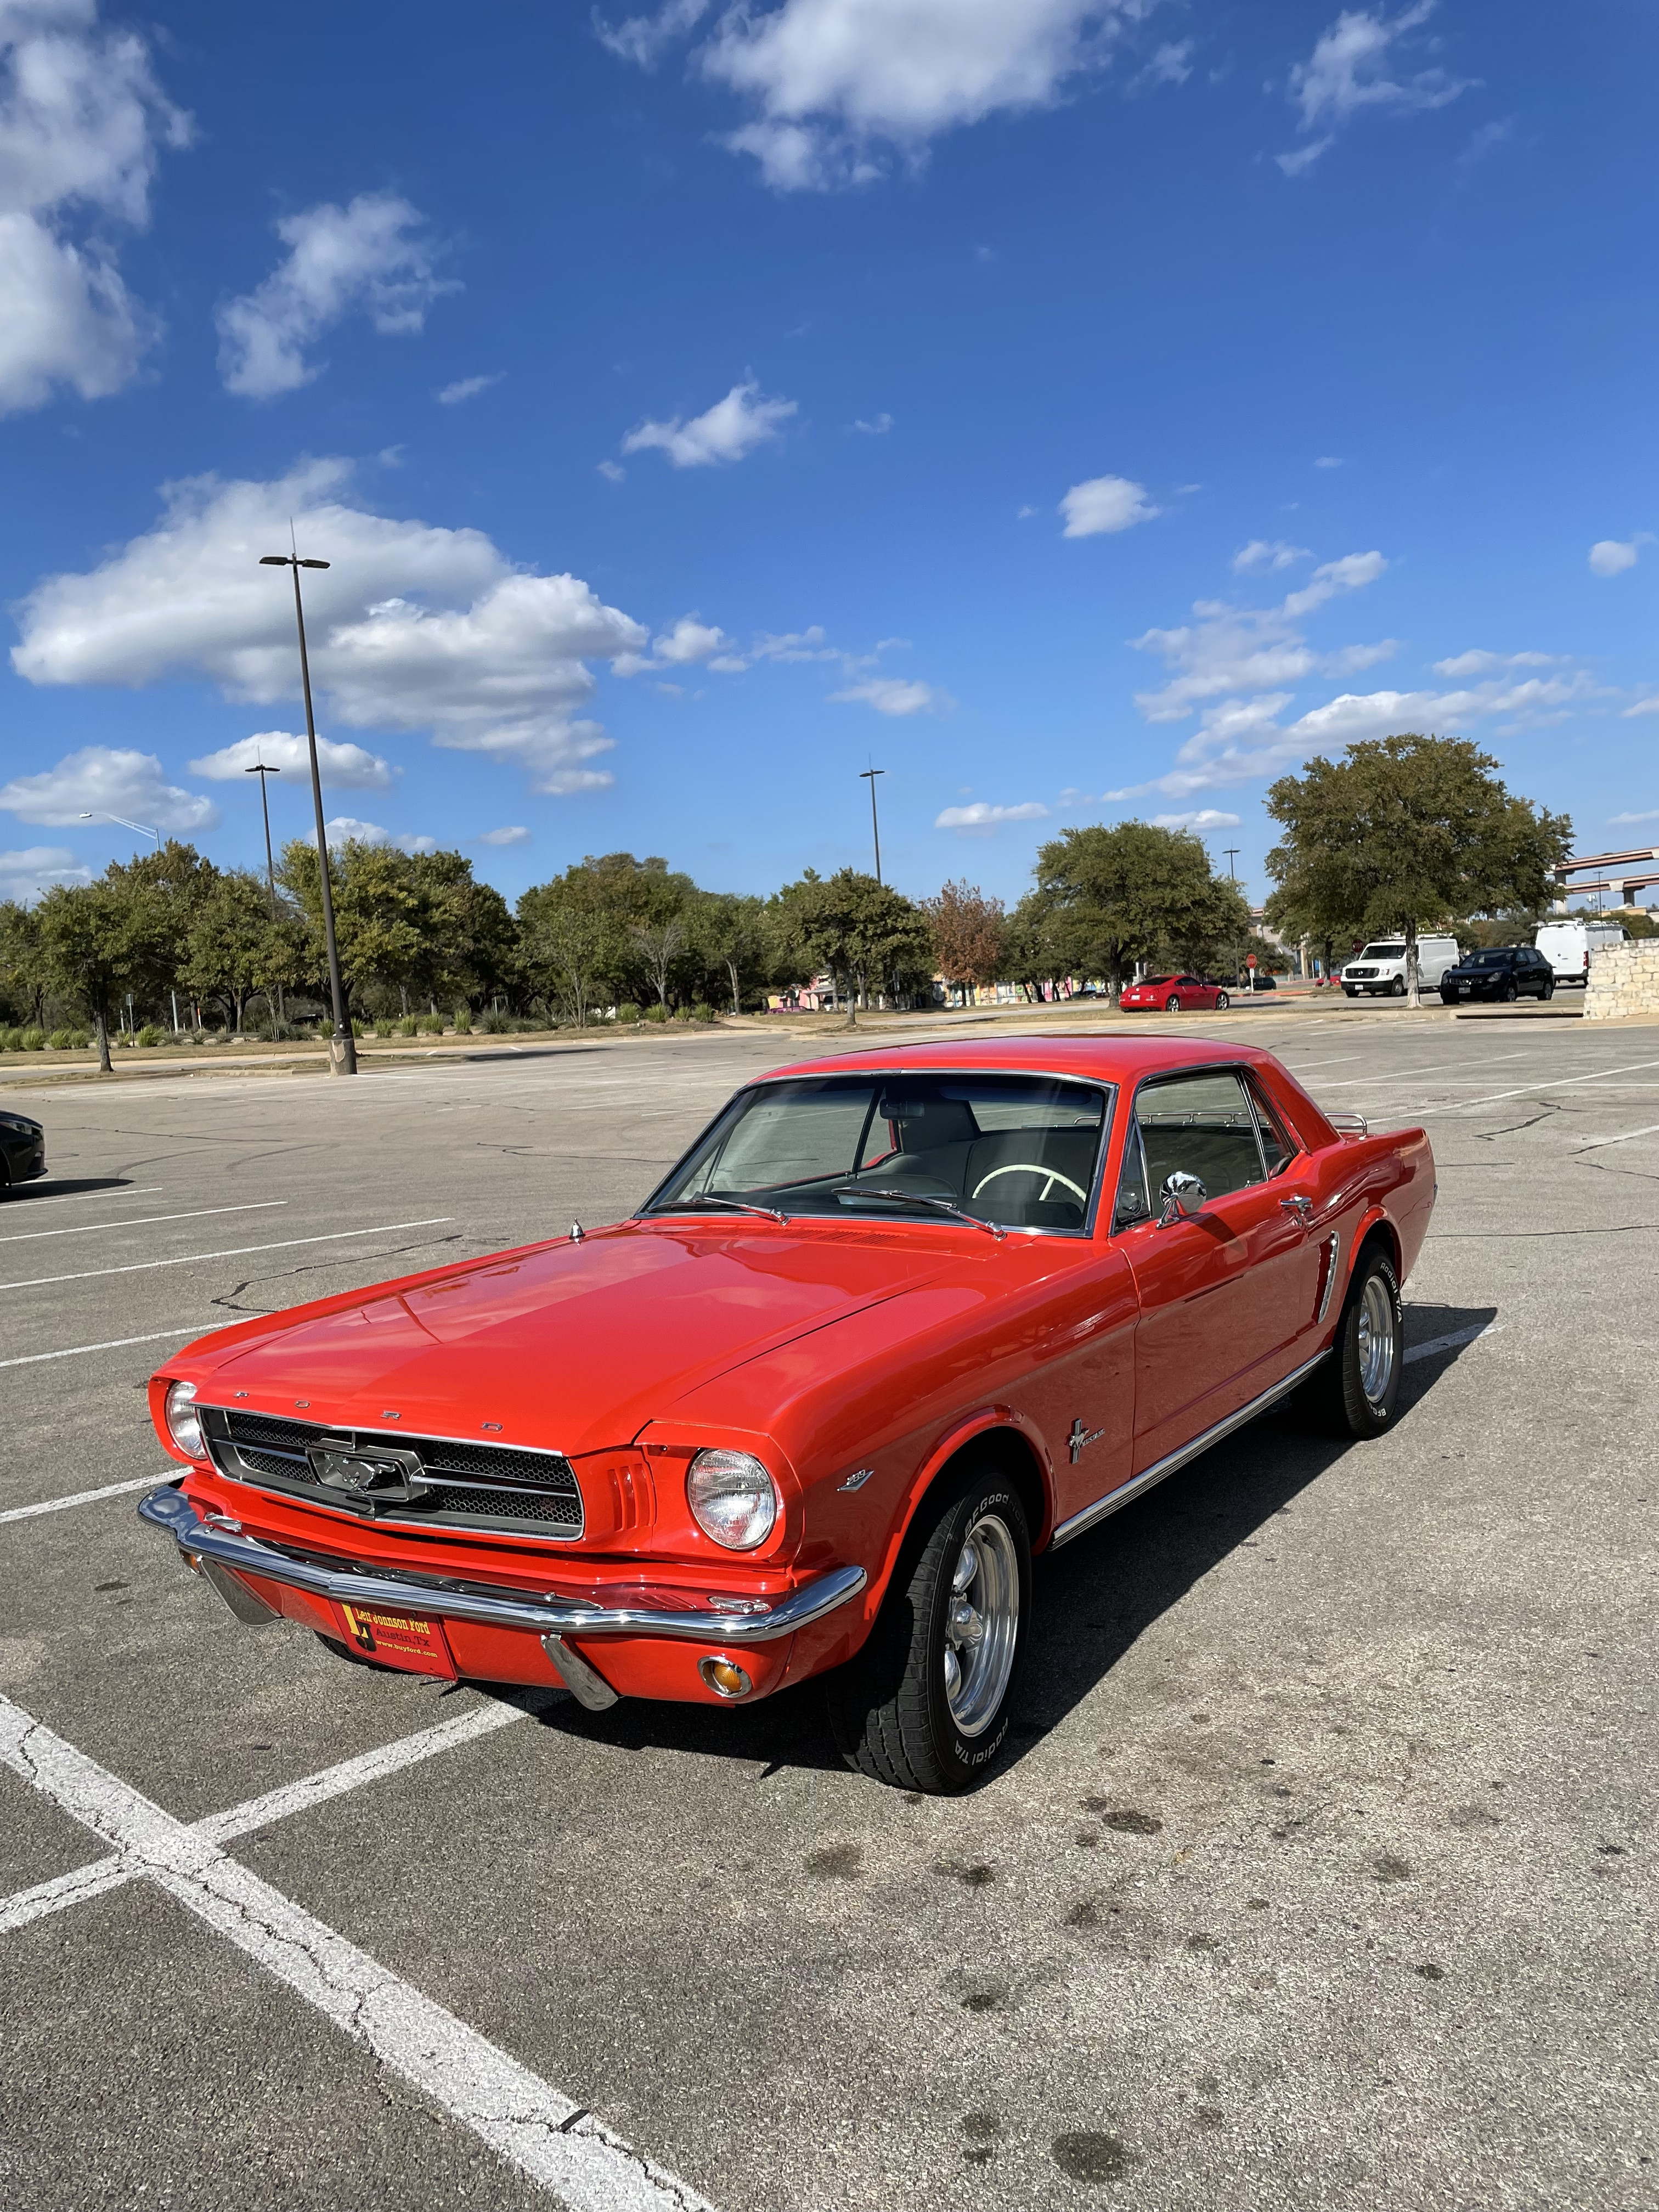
1157 1171 1206 1228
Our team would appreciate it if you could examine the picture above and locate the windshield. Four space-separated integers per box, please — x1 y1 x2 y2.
645 1073 1112 1233
1465 949 1514 967
1358 944 1406 959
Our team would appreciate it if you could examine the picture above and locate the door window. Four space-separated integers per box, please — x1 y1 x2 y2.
1131 1070 1267 1207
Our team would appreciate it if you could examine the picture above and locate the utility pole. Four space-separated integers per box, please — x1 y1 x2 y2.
245 760 281 913
258 546 356 1074
860 765 885 885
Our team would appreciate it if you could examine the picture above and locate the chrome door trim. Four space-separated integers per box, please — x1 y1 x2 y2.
1048 1347 1330 1549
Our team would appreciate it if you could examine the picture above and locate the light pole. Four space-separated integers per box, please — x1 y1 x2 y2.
258 549 356 1075
80 811 160 849
1222 848 1243 989
860 765 885 885
245 760 280 914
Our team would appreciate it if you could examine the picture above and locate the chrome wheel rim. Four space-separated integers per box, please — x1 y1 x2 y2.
1356 1274 1396 1405
943 1513 1020 1737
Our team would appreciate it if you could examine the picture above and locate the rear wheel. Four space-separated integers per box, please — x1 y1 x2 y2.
1165 993 1181 1012
827 1465 1030 1794
1305 1245 1402 1438
1542 978 1555 1000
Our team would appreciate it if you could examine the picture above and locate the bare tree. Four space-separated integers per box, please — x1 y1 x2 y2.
629 916 686 1009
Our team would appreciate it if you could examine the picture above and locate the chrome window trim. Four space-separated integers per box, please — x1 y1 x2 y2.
1049 1346 1329 1549
637 1066 1120 1241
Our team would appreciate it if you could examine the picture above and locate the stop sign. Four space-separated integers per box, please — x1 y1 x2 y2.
1246 954 1257 968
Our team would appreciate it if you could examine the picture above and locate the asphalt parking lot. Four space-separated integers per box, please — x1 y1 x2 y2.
2 1008 1655 2212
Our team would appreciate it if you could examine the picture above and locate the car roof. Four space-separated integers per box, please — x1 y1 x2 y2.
763 1033 1282 1086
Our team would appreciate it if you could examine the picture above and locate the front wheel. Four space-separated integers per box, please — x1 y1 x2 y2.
827 1466 1030 1793
1344 986 1357 998
1306 1246 1402 1438
1503 980 1518 1002
1215 990 1230 1011
1391 977 1407 997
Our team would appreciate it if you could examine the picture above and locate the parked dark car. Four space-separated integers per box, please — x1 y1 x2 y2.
1243 972 1277 992
1440 946 1555 1004
0 1109 46 1192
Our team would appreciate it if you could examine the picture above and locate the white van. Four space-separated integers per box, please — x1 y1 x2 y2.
1534 918 1626 986
1341 936 1460 997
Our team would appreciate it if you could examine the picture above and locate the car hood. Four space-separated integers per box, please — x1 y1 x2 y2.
178 1221 960 1456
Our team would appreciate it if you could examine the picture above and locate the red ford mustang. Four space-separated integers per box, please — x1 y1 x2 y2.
142 1037 1432 1793
1119 973 1230 1012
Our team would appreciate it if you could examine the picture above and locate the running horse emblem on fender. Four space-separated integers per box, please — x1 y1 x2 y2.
1068 1418 1108 1465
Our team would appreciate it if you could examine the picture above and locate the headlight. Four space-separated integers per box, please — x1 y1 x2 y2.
686 1448 778 1550
164 1380 206 1460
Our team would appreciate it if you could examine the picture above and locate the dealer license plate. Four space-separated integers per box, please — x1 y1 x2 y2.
332 1600 457 1677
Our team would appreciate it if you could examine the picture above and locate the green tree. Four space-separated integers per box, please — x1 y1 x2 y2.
517 868 619 1028
182 870 296 1032
775 868 934 1011
691 890 772 1014
410 851 516 1011
1264 734 1573 1005
35 878 167 1071
0 900 49 1029
1032 822 1252 1001
922 880 1007 1003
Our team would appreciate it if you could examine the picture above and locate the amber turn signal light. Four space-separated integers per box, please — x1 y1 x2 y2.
698 1656 752 1700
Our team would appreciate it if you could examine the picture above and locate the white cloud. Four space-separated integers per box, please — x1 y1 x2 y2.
1314 454 1343 468
603 1 1146 189
0 845 93 901
217 193 458 400
1134 40 1193 90
1059 474 1158 538
325 816 437 855
1233 539 1310 573
1432 648 1559 678
1278 3 1470 175
851 411 892 434
596 459 626 483
1589 537 1644 578
187 730 393 789
935 800 1049 831
0 0 191 415
1458 116 1514 168
651 616 733 665
12 458 648 794
832 676 945 716
621 379 796 467
0 744 218 831
437 372 503 405
1131 554 1388 723
1153 808 1242 830
750 625 838 663
1609 808 1659 823
476 825 530 845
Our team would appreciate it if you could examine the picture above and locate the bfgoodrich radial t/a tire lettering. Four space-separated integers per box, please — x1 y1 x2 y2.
827 1465 1030 1795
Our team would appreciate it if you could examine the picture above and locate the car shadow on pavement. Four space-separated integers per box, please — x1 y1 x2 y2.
2 1175 137 1203
519 1303 1498 1785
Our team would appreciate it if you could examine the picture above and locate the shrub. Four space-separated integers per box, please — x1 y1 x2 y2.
477 1007 511 1033
136 1024 165 1047
690 1002 715 1024
417 1012 444 1035
614 1002 641 1024
20 1028 47 1050
48 1028 76 1049
644 1003 669 1023
397 1014 420 1037
373 1018 395 1038
453 1008 472 1034
0 1028 22 1052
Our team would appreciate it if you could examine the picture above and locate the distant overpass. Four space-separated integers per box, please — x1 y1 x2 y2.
1552 846 1659 907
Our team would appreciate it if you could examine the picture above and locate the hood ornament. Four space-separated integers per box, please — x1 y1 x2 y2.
569 1221 585 1243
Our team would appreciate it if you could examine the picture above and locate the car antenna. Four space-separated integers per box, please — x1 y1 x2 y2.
568 1221 585 1242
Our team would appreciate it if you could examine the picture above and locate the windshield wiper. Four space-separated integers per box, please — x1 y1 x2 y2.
826 1183 1005 1240
656 1194 790 1225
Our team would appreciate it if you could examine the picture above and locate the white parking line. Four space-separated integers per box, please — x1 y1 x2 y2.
0 1200 286 1244
0 1474 167 1523
1404 1320 1502 1365
0 1323 218 1372
3 1184 163 1208
0 1693 714 2212
2 1216 455 1291
1577 1121 1659 1152
1318 1052 1528 1087
1448 1055 1659 1111
0 1698 537 1934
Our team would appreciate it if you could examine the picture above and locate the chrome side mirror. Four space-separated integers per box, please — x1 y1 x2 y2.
1157 1171 1206 1227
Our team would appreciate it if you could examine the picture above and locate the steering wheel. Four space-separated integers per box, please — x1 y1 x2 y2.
971 1163 1089 1205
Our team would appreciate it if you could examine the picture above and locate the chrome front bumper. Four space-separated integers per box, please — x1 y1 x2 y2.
139 1483 867 1709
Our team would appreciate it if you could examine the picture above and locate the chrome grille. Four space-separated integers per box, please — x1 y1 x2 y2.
201 1407 583 1540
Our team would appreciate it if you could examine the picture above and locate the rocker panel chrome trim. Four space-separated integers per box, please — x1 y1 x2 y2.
1048 1348 1330 1550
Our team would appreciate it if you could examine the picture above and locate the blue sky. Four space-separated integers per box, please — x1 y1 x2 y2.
3 0 1654 913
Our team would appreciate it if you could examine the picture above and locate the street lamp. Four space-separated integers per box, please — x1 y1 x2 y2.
258 549 355 1075
245 760 281 915
860 765 885 886
80 811 160 849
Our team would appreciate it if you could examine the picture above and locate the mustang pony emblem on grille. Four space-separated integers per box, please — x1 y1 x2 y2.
306 1441 426 1504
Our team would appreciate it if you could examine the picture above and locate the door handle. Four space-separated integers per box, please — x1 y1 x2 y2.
1279 1194 1313 1222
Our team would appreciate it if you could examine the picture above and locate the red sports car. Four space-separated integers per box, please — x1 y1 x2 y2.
1119 972 1230 1012
142 1037 1432 1793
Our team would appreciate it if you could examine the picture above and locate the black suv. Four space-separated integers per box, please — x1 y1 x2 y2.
1440 945 1555 1004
